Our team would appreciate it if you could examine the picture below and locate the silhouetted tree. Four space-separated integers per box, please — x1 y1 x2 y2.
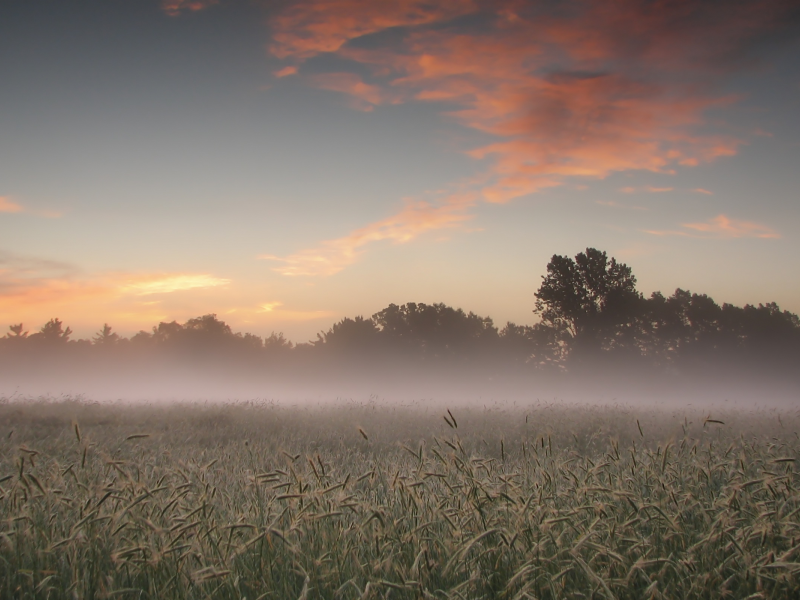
7 323 28 338
93 323 120 346
642 291 800 372
320 316 381 355
238 332 264 351
183 314 232 338
31 318 72 343
151 321 183 344
2 250 798 385
372 302 498 361
534 248 642 361
264 332 292 352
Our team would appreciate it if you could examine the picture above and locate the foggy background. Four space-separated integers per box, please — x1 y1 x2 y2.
2 249 797 408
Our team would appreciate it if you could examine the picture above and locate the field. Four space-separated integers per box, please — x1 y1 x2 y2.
1 397 800 599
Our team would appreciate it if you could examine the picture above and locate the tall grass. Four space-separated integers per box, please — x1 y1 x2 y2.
1 398 799 598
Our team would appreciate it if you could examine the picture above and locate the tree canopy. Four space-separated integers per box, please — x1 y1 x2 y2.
534 248 642 359
2 249 798 381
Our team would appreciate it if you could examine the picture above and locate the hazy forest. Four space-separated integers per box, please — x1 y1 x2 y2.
1 248 798 400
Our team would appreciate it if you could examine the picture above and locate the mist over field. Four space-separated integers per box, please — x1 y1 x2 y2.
1 356 798 410
3 249 798 408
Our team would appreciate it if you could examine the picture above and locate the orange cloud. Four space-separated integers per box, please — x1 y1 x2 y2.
255 301 335 322
264 0 792 272
0 278 108 312
312 72 402 111
645 214 780 239
619 186 674 194
161 0 218 17
0 255 233 327
693 188 714 195
269 2 769 195
269 0 477 59
118 274 230 296
261 195 475 276
0 197 23 213
0 196 61 217
682 215 780 239
274 65 298 78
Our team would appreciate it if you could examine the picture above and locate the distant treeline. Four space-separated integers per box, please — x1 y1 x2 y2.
2 248 799 382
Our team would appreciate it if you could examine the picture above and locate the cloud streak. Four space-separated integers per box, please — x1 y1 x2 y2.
312 72 402 111
256 301 335 322
119 274 231 296
260 196 475 276
269 0 477 59
161 0 218 17
0 196 61 218
596 200 646 210
619 186 674 194
645 214 780 239
0 253 233 325
263 0 795 273
0 197 23 214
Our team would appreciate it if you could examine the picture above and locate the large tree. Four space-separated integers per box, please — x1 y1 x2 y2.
534 248 642 358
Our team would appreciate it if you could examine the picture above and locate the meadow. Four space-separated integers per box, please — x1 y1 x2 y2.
1 397 799 599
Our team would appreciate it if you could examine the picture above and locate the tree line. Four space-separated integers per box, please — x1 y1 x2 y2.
2 248 798 380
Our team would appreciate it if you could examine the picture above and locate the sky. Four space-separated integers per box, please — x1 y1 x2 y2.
1 0 799 344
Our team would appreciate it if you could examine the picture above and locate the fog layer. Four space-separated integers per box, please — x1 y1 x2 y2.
2 249 797 407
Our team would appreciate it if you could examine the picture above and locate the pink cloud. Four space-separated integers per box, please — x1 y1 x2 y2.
312 72 402 111
269 1 767 200
645 214 780 239
619 186 674 194
260 195 475 276
0 262 232 327
0 197 23 213
161 0 218 17
269 0 477 59
0 196 62 218
682 214 780 239
274 65 298 78
263 0 792 273
268 1 775 193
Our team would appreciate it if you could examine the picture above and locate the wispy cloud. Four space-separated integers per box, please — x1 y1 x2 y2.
270 0 775 194
269 0 477 59
161 0 218 17
645 214 780 239
273 65 298 78
118 274 231 296
693 188 714 195
596 200 646 210
255 301 335 322
0 197 23 214
264 0 794 273
261 195 475 276
259 301 283 313
0 253 100 314
0 196 61 218
0 253 232 323
312 72 402 111
619 186 674 194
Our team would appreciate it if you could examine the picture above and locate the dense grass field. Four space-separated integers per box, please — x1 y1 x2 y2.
1 397 800 599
